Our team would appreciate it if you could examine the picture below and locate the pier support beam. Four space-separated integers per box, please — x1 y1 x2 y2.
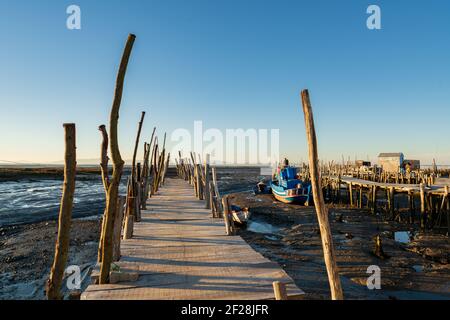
420 183 426 230
389 187 395 220
348 183 353 207
372 186 378 214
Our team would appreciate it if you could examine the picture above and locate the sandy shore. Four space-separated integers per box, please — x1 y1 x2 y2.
230 191 450 300
0 217 101 300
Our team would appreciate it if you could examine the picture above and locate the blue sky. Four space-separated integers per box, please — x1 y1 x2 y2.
0 0 449 164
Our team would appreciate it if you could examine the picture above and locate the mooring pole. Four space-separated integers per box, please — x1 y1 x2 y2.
301 89 344 300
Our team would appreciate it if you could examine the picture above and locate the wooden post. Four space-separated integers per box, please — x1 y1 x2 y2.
99 34 135 284
129 111 146 221
135 183 142 222
204 154 211 209
301 89 344 300
113 196 126 261
222 196 234 235
389 187 395 220
272 281 288 300
97 125 110 262
197 164 204 200
337 174 341 204
132 112 146 179
98 125 110 195
408 190 415 224
47 123 76 300
420 183 426 230
367 185 373 209
212 167 223 214
209 181 216 217
141 143 150 210
150 140 159 196
358 185 363 209
123 196 136 240
348 183 353 207
372 186 378 214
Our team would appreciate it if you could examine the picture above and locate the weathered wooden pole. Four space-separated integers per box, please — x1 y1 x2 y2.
123 177 135 239
420 183 426 230
99 33 136 284
358 186 363 209
161 153 170 185
204 154 211 209
209 181 216 217
141 143 151 210
272 281 288 300
408 190 415 224
222 196 233 235
212 167 223 214
112 196 126 261
389 187 395 220
444 185 450 235
301 89 344 300
47 123 77 300
132 112 146 178
348 182 353 207
97 125 110 262
130 111 146 216
197 164 204 200
98 125 110 194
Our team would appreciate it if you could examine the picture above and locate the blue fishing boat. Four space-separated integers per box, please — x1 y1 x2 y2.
270 162 312 205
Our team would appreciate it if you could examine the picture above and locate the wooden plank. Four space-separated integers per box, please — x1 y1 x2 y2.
82 178 304 300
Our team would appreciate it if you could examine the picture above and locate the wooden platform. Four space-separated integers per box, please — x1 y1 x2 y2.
82 178 303 300
335 176 449 195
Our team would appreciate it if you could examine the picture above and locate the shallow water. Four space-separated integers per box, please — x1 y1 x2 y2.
394 231 414 244
247 220 280 235
0 177 127 226
0 167 264 227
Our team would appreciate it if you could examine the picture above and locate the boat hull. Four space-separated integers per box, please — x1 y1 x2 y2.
270 181 311 205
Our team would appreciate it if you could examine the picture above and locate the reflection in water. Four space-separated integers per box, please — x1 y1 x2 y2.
247 220 280 235
394 231 414 244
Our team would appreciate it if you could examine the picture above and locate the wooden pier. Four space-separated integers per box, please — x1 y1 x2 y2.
82 177 303 300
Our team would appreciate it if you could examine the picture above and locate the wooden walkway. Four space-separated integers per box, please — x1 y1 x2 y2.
82 178 303 300
335 176 449 195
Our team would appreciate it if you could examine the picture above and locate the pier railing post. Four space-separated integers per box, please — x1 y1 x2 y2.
130 111 146 221
301 89 344 300
113 196 126 261
47 123 76 300
212 167 223 214
222 196 235 235
204 154 211 209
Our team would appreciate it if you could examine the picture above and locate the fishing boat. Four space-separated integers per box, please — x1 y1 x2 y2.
270 162 312 205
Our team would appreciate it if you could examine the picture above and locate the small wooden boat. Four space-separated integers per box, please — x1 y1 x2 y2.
231 205 251 226
253 181 272 195
270 164 312 205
